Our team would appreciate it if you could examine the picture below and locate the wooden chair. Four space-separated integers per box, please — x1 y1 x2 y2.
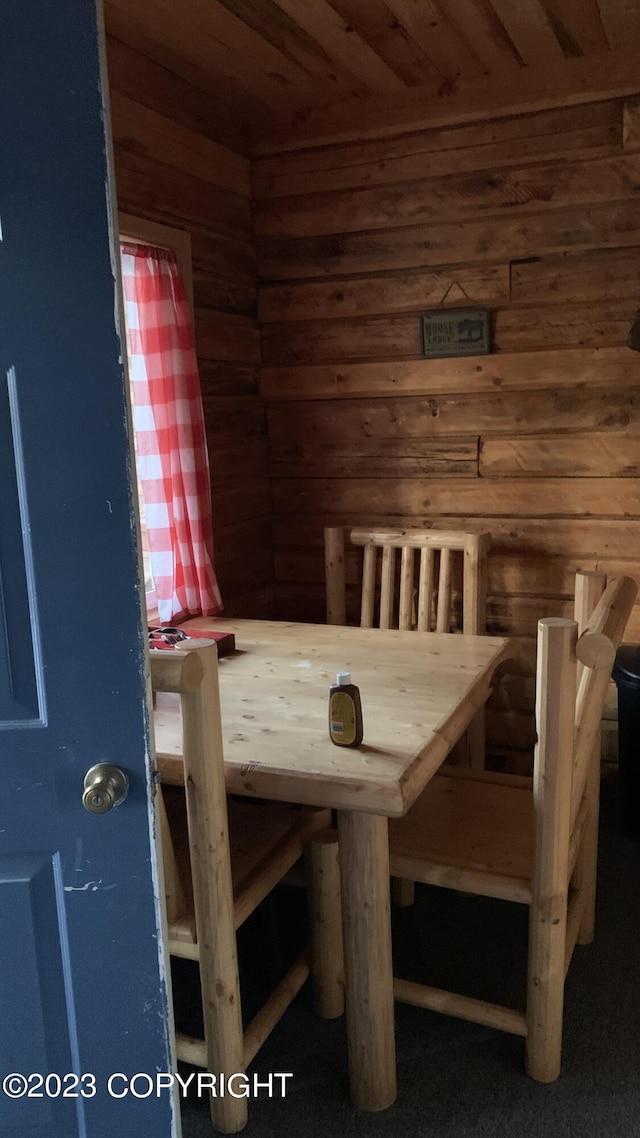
387 571 637 1082
325 525 492 906
325 526 491 780
150 645 343 1134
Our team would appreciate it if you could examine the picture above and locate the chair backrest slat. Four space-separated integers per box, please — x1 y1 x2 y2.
325 526 490 634
532 617 578 917
399 546 414 631
570 575 637 827
360 543 376 628
417 547 435 632
463 533 490 635
435 548 452 632
379 545 395 630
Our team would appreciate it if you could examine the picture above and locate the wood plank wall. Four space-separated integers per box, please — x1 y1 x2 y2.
254 97 640 764
106 36 274 618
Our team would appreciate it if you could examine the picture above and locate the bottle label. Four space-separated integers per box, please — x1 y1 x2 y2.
330 691 357 745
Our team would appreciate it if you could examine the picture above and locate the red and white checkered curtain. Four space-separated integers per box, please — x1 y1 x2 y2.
120 242 222 623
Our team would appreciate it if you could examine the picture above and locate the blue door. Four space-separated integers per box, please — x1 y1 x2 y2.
1 3 176 1135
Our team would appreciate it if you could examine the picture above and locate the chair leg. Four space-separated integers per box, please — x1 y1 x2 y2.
467 710 486 770
445 712 485 770
391 877 415 907
575 734 602 945
525 618 575 1084
525 889 569 1082
157 787 188 924
308 829 344 1019
181 664 248 1134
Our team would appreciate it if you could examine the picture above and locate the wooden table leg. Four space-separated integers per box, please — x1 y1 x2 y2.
337 809 396 1112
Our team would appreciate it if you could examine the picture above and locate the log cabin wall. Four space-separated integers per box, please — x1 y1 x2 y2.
254 96 640 763
106 35 274 618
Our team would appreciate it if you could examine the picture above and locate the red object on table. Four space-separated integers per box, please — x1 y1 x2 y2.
148 627 235 656
179 627 236 656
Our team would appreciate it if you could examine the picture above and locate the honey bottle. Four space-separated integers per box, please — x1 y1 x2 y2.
328 672 363 748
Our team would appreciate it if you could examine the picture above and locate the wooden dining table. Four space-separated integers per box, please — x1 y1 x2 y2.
153 617 513 1113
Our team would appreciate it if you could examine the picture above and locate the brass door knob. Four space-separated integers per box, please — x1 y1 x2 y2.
82 764 129 814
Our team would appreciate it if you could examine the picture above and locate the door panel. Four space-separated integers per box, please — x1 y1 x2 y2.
0 369 42 724
0 856 78 1134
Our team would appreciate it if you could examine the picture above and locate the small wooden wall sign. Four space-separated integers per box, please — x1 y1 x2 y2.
421 307 491 359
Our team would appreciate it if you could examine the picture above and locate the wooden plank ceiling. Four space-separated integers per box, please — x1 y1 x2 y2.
105 0 640 153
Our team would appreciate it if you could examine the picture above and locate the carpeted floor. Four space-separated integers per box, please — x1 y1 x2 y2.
177 774 640 1137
